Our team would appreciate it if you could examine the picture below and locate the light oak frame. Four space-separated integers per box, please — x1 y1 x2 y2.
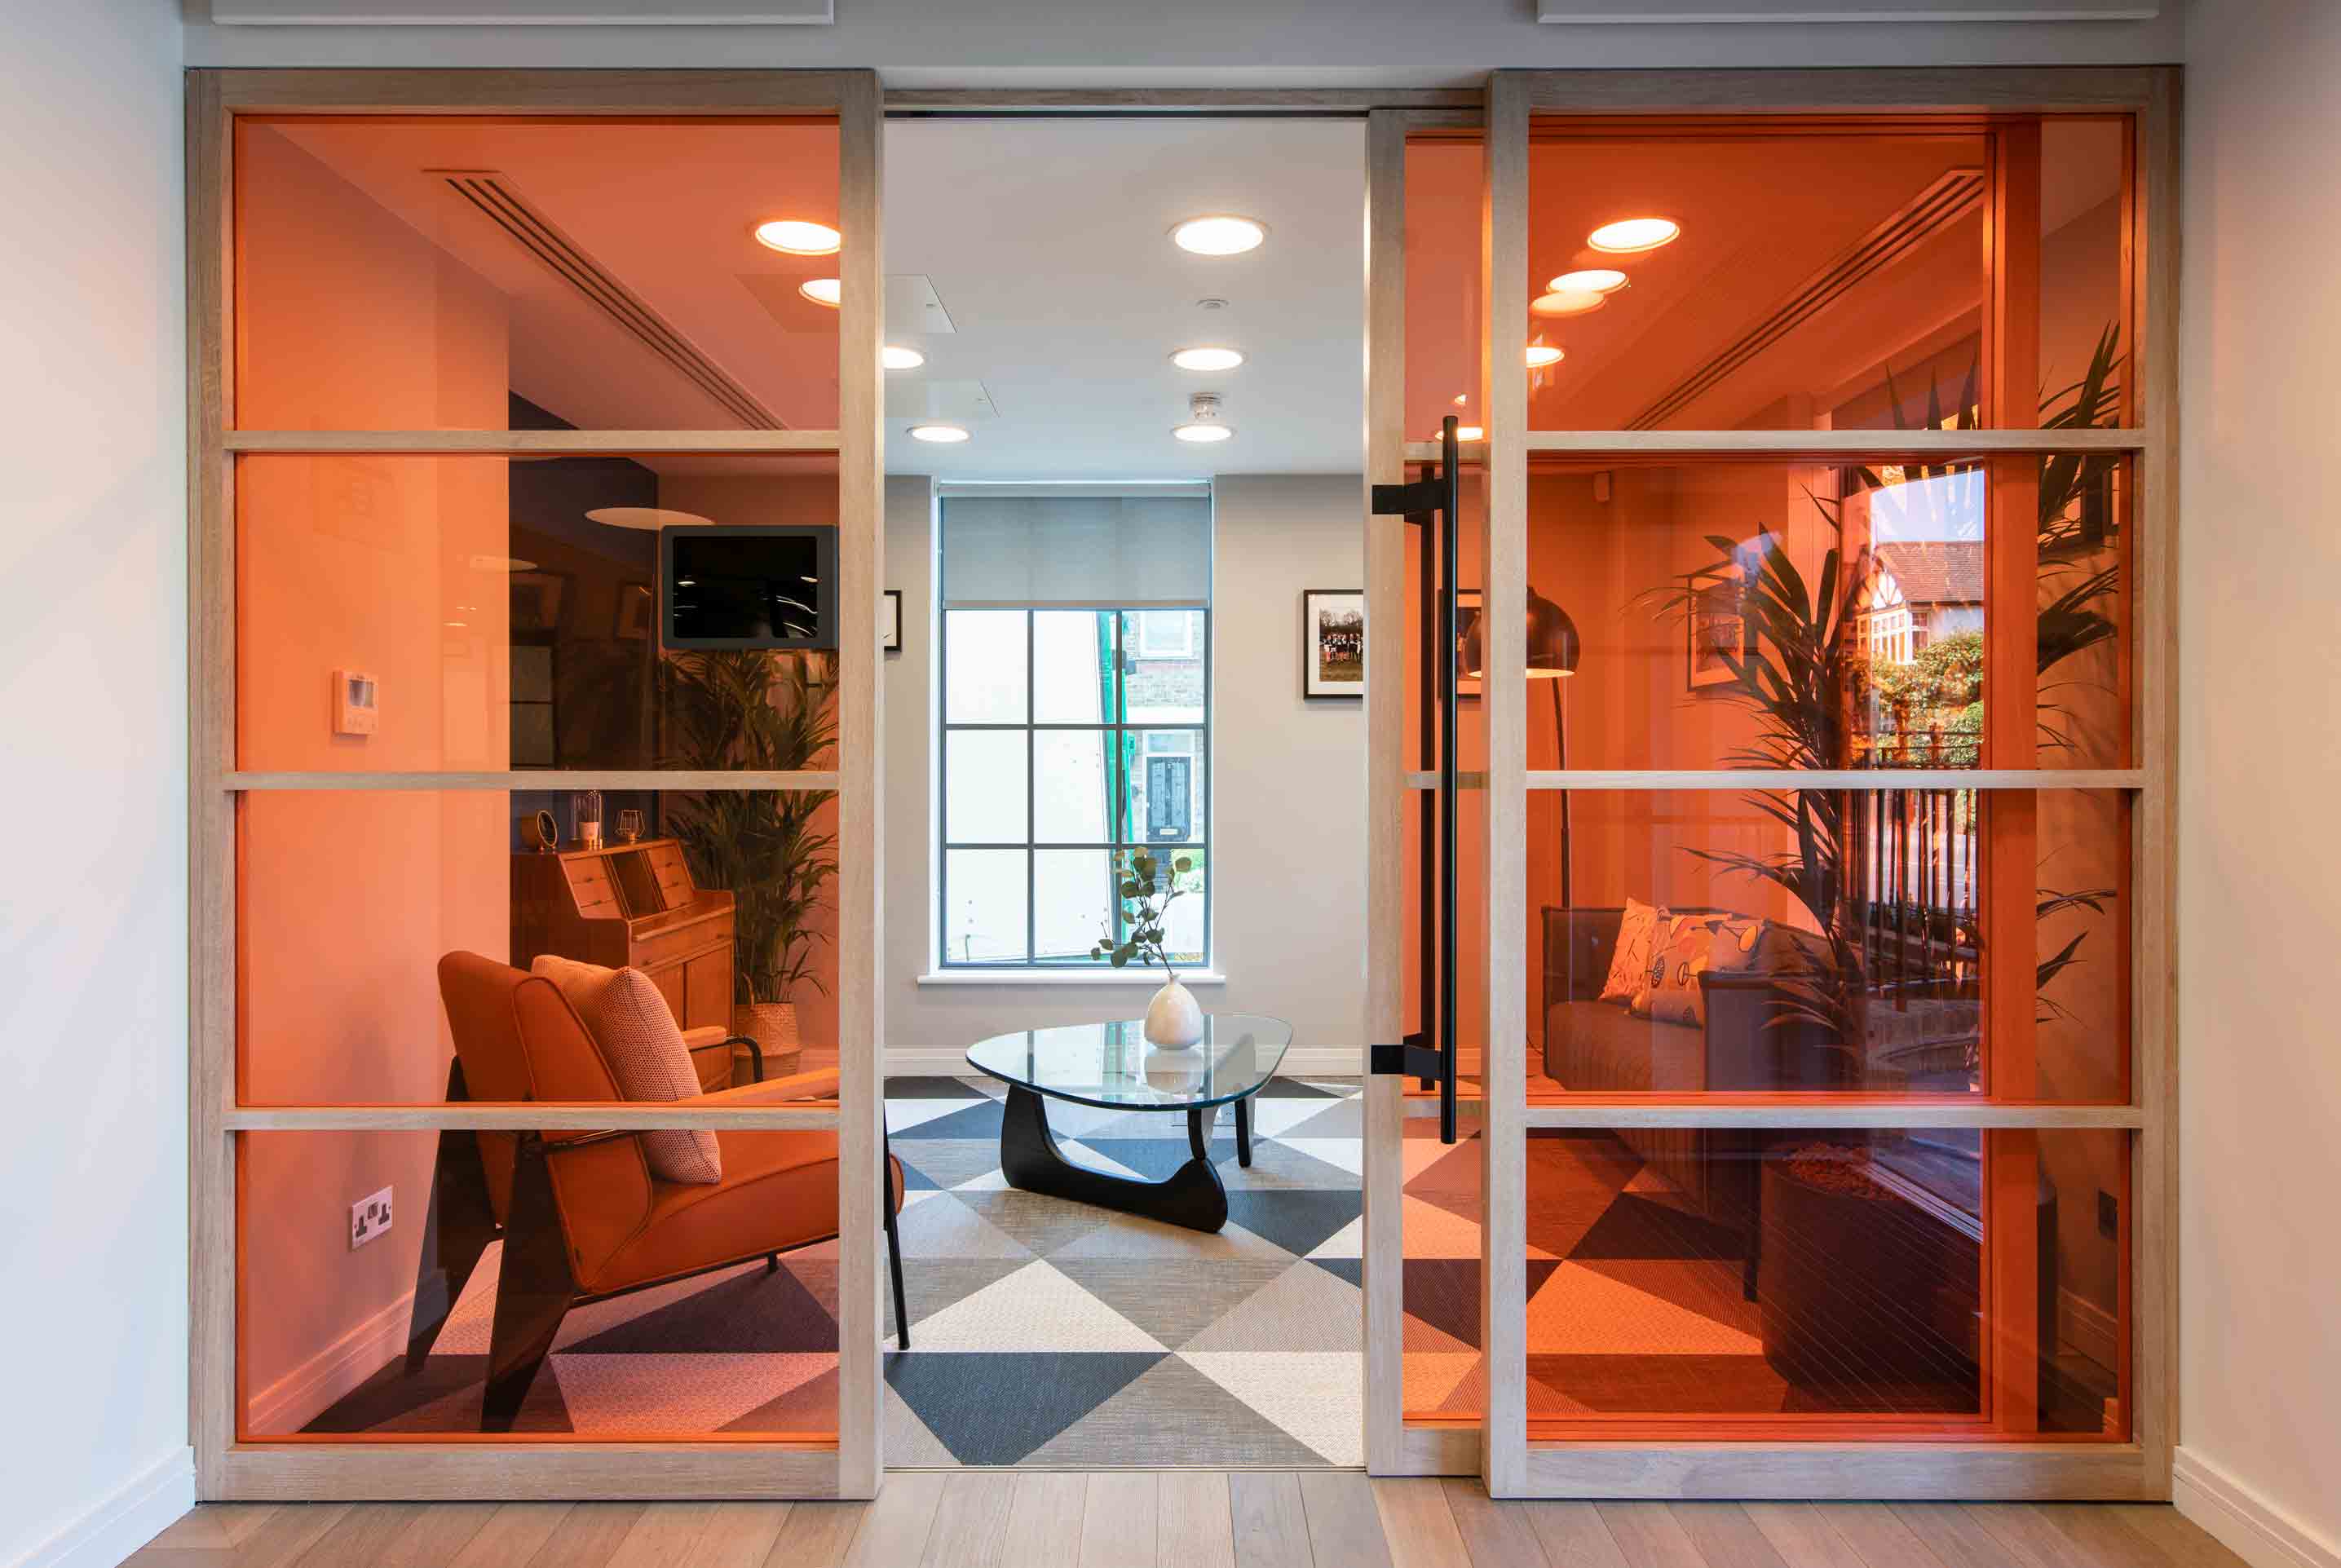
1363 67 2180 1500
187 68 886 1501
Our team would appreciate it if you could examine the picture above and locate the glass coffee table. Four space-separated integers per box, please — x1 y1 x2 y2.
964 1014 1292 1233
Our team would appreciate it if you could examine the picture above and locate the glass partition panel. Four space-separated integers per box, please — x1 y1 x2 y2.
1402 1115 1486 1427
1521 1128 2127 1439
238 789 844 1106
1404 134 1486 448
1519 453 2131 771
1523 117 2132 433
240 1129 841 1440
1524 791 2129 1101
233 453 841 773
235 117 842 432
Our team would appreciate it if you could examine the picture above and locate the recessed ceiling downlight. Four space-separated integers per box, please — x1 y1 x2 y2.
1548 267 1628 294
1170 214 1267 256
1173 391 1234 442
1171 346 1246 372
1531 289 1607 318
909 423 970 444
798 276 842 307
882 345 926 369
1524 344 1566 369
752 219 841 256
1587 217 1680 254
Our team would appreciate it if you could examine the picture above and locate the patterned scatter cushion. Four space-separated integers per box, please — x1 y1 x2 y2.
1636 912 1768 1027
1601 898 1665 1006
581 966 722 1185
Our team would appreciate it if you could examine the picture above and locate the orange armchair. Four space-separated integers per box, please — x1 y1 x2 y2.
406 952 908 1431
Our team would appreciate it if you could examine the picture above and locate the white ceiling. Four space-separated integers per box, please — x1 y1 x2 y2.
880 117 1365 479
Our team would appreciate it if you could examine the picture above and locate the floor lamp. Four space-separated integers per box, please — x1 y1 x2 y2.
1464 585 1582 903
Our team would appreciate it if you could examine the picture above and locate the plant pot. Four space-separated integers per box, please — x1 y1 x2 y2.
1142 976 1205 1049
731 1000 804 1080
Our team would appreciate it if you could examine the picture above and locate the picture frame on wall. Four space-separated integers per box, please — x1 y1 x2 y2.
882 590 903 654
1453 588 1482 700
1686 540 1765 691
1301 589 1365 700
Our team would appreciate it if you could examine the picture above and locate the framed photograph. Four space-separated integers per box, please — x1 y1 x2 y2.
1453 588 1482 699
882 589 903 654
510 570 569 635
1301 589 1365 700
1686 544 1764 691
612 581 654 640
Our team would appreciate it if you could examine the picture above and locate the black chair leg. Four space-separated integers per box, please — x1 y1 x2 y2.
480 1134 579 1433
766 1252 780 1273
406 1065 497 1373
883 1131 910 1349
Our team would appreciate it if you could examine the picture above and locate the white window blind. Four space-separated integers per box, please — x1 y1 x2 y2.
939 487 1212 607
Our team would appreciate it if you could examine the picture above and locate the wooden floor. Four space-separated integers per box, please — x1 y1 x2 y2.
131 1478 2248 1568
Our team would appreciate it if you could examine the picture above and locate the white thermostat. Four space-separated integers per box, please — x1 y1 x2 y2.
333 669 379 736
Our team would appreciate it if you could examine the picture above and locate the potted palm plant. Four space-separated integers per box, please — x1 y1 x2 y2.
656 647 837 1058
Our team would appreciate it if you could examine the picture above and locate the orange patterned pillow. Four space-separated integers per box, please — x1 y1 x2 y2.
1600 898 1664 1005
581 966 722 1185
1635 913 1767 1027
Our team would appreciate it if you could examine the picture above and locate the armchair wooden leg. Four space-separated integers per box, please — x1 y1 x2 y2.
480 1133 579 1433
406 1066 497 1373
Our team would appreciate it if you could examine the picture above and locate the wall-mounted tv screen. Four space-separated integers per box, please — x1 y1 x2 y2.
661 525 837 650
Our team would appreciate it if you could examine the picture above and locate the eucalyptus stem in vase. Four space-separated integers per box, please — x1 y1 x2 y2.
1094 848 1204 1048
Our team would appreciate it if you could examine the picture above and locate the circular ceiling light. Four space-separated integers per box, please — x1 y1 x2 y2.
752 219 841 256
1587 217 1680 254
1170 214 1267 256
1173 422 1235 444
798 276 842 307
1531 289 1607 318
882 345 926 369
1171 346 1246 372
1548 267 1628 294
909 423 970 444
585 507 716 532
1524 344 1566 369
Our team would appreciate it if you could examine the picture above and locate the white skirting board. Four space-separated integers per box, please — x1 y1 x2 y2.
7 1448 194 1568
884 1046 1364 1078
2175 1447 2341 1568
245 1287 416 1438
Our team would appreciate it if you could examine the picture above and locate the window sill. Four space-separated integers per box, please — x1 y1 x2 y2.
917 969 1226 987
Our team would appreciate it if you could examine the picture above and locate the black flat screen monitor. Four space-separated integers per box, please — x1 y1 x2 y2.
661 525 837 650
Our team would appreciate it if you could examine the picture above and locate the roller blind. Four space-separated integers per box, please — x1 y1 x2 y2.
939 488 1212 607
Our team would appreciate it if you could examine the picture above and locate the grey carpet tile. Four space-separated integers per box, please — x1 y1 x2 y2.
1047 1256 1296 1351
883 1351 1166 1466
1017 1355 1332 1469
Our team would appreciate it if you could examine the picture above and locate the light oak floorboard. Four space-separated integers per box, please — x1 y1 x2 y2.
1962 1501 2094 1568
2103 1505 2253 1568
1668 1503 1789 1568
607 1503 718 1568
1816 1503 1950 1568
998 1473 1088 1565
1229 1472 1312 1568
1161 1471 1238 1568
1891 1503 2034 1568
842 1471 947 1568
1300 1472 1396 1568
1595 1504 1705 1568
145 1504 279 1551
678 1503 790 1568
448 1504 576 1568
289 1503 428 1566
1738 1503 1866 1568
762 1501 868 1568
1373 1477 1473 1568
371 1501 499 1568
1443 1479 1553 1567
1079 1473 1160 1568
920 1472 1015 1568
518 1502 648 1568
1523 1501 1630 1568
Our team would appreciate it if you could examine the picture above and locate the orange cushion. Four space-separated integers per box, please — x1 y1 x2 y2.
581 967 722 1185
1601 898 1663 1005
585 1131 842 1294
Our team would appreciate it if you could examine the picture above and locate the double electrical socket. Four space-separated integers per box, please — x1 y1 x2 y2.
350 1186 394 1250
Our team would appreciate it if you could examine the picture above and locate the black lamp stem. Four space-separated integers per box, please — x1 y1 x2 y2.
1553 676 1572 908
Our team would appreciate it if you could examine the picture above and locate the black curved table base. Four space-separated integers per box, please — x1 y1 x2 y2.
998 1084 1252 1234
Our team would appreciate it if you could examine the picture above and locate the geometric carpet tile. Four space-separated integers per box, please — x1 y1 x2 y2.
884 1350 1165 1465
1019 1355 1331 1469
891 1258 1164 1353
1179 1351 1363 1467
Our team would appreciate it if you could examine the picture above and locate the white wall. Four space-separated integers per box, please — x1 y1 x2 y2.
0 2 192 1565
2175 5 2341 1564
882 474 1367 1067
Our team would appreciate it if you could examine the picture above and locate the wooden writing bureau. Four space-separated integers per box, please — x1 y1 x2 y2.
511 837 740 1089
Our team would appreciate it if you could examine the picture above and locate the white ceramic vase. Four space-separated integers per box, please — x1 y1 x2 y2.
1142 974 1205 1049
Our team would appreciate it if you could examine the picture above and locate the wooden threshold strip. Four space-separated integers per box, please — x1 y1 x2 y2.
224 1104 841 1133
1524 426 2144 454
1524 768 2145 791
1517 1102 2143 1129
223 429 841 455
223 771 840 793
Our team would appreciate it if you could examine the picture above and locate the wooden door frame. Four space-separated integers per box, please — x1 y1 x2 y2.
1362 64 2180 1499
187 67 885 1500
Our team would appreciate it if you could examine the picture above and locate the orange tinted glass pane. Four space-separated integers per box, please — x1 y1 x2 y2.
1402 1116 1486 1424
237 789 842 1106
1524 792 2128 1101
1524 117 2131 433
1518 453 2131 771
1522 1128 2126 1438
233 452 841 773
235 117 841 431
1405 135 1485 445
239 1130 841 1439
